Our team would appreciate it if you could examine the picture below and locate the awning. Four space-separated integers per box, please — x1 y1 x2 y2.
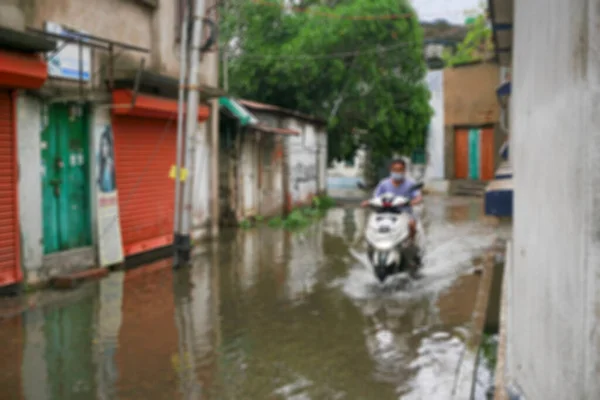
112 89 210 121
0 50 49 89
488 0 514 66
496 81 511 97
0 26 57 53
219 97 258 126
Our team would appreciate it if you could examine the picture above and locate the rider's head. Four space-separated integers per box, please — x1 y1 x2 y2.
389 158 406 183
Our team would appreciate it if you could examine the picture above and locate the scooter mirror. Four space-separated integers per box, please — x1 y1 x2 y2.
357 181 368 190
410 182 424 192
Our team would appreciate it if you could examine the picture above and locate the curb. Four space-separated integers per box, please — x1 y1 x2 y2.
452 247 498 399
494 242 510 400
50 267 109 290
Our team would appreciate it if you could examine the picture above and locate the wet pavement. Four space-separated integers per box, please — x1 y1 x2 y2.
0 196 508 400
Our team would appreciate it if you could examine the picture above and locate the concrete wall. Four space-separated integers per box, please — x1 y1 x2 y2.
21 0 218 89
444 63 500 126
258 135 285 217
16 94 43 284
317 129 327 193
507 0 600 398
283 118 319 207
425 70 445 181
191 0 220 238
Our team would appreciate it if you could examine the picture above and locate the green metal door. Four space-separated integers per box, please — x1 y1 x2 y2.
468 128 481 180
41 103 92 254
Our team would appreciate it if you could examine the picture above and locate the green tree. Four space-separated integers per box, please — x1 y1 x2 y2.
220 0 432 171
442 13 493 66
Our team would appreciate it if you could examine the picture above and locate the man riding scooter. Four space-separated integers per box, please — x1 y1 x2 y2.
360 157 423 243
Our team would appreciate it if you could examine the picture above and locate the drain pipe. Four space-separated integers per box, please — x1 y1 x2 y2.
179 0 206 265
173 6 189 268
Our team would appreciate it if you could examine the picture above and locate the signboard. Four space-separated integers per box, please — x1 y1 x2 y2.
95 125 124 267
45 21 92 81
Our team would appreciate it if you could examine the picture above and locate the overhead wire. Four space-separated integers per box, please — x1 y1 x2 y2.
249 0 476 21
222 39 421 61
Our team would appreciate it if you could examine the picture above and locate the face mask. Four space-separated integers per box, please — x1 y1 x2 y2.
390 172 404 181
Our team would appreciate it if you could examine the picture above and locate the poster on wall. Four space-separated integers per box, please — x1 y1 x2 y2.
45 21 92 81
95 125 124 267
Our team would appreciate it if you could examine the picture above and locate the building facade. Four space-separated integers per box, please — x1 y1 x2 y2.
0 4 57 291
443 62 503 183
218 98 327 224
490 0 600 398
1 0 221 288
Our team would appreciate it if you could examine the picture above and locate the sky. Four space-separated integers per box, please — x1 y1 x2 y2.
411 0 483 24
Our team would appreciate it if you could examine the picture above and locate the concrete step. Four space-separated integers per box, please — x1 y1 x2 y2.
50 267 109 290
451 180 488 197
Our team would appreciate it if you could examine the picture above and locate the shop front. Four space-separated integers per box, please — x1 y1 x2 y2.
111 89 210 257
0 31 55 289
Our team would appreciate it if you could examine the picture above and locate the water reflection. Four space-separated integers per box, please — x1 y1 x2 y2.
173 251 219 399
0 197 500 400
95 272 124 400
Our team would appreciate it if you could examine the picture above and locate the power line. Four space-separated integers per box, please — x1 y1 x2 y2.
249 0 477 21
223 39 420 61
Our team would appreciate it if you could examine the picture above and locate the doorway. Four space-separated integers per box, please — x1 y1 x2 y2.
41 103 92 254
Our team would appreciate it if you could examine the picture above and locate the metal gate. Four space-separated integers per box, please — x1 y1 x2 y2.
0 90 21 287
112 116 177 256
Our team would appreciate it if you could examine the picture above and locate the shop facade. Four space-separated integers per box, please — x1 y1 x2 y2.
0 28 56 291
111 86 210 257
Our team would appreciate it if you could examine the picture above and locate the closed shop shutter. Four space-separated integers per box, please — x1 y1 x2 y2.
112 116 177 256
480 127 496 180
0 90 21 287
454 128 469 179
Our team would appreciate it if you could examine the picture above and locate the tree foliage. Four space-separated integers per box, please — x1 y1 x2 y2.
220 0 432 168
442 14 493 66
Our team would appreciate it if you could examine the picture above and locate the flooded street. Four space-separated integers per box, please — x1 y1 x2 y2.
0 197 507 400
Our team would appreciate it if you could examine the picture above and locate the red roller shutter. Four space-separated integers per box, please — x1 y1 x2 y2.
112 116 177 256
0 90 21 287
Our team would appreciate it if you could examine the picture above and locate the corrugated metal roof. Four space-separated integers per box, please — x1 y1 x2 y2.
253 124 299 136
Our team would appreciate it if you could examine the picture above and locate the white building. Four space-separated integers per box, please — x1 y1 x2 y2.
490 0 600 398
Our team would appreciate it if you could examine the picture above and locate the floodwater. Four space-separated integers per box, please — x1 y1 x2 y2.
0 197 507 400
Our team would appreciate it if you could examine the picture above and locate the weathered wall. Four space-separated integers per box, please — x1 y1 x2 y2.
258 135 284 217
24 0 218 82
507 0 600 399
316 129 327 193
444 63 500 126
16 94 43 284
28 0 152 49
239 134 259 217
191 0 220 238
24 0 152 87
425 70 445 180
443 126 455 179
283 118 319 207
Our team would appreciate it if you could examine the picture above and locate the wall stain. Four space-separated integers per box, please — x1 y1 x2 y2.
573 0 589 79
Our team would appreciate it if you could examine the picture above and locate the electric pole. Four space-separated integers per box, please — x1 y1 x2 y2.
179 0 207 265
173 6 189 268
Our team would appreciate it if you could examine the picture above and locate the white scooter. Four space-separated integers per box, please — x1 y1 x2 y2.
364 183 424 283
